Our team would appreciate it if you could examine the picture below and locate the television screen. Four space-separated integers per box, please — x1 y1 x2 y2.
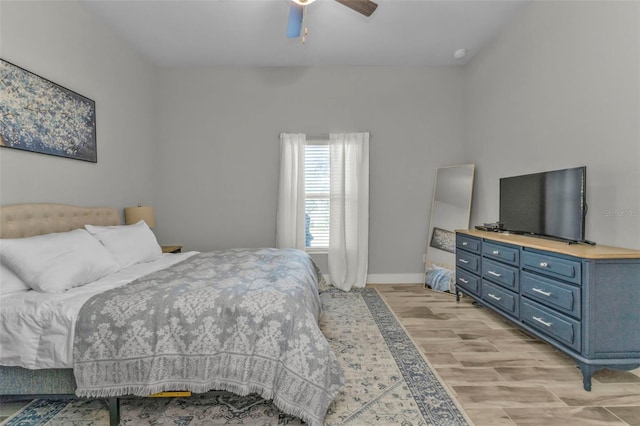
499 166 586 242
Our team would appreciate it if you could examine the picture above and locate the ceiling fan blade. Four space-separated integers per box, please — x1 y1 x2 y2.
335 0 378 17
286 3 304 38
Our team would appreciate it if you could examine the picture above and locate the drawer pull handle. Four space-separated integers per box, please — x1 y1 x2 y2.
488 293 502 301
532 287 552 297
492 250 500 255
462 242 468 246
533 316 552 327
459 278 469 284
458 259 469 264
487 270 502 277
539 262 549 268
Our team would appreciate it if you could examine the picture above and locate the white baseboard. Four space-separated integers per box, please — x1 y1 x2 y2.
366 273 424 284
322 273 424 285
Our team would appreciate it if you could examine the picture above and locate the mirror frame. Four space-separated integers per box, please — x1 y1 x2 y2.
424 164 475 292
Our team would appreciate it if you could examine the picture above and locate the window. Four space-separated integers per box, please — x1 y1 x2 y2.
304 141 329 250
277 132 369 289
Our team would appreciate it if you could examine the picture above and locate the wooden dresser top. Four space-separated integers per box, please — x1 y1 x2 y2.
457 229 640 259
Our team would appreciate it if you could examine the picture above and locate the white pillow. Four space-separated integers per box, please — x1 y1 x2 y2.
85 220 162 268
0 262 30 295
0 229 121 293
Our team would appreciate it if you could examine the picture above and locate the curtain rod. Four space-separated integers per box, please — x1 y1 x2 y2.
306 132 371 138
281 133 371 141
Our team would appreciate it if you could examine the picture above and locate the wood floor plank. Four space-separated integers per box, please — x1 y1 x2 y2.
371 283 640 425
504 406 628 425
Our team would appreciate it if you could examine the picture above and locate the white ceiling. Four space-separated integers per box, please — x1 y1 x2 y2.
82 0 528 67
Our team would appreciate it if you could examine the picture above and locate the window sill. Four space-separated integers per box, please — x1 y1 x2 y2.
305 247 328 255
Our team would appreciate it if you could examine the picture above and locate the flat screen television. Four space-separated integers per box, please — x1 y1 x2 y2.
499 166 587 243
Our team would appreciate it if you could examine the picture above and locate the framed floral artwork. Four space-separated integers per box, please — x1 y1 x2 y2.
0 59 97 162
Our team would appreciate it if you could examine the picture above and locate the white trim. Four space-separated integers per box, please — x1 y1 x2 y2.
306 247 328 254
306 138 329 145
322 273 424 286
365 273 424 284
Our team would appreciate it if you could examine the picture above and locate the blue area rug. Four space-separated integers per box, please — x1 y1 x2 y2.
1 288 469 425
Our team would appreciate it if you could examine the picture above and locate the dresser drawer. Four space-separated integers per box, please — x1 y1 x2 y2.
482 258 519 291
522 251 582 285
456 251 480 274
456 268 480 295
483 241 519 266
521 299 581 352
456 234 481 254
482 281 518 318
521 272 581 319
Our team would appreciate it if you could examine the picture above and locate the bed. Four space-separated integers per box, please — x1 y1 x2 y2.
0 203 343 426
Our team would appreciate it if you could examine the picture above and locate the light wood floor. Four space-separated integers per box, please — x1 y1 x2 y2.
372 284 640 426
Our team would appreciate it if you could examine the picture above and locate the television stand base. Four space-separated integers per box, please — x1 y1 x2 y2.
568 239 597 246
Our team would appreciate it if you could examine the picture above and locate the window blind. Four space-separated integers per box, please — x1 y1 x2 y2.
305 143 330 248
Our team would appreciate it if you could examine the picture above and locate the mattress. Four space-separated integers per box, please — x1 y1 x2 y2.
0 252 197 369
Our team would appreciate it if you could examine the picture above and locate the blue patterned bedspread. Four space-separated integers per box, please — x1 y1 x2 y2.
73 248 344 426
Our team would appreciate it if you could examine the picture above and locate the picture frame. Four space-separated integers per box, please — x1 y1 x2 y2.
0 59 97 162
429 227 456 253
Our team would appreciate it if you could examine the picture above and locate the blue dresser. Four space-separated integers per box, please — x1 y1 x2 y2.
455 229 640 391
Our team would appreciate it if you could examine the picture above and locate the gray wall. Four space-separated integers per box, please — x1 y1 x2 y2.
0 0 466 279
2 0 637 281
153 67 466 275
0 1 156 216
464 0 640 249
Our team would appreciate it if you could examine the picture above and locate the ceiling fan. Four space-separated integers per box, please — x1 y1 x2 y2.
287 0 378 42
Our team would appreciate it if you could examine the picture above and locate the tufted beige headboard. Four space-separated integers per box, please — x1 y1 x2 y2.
0 203 120 239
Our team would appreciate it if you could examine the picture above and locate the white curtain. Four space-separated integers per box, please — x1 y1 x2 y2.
328 132 369 291
276 133 306 249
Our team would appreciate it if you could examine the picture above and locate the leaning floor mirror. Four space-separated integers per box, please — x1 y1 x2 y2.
424 164 475 293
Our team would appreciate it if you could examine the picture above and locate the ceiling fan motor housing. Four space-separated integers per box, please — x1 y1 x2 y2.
287 0 378 39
